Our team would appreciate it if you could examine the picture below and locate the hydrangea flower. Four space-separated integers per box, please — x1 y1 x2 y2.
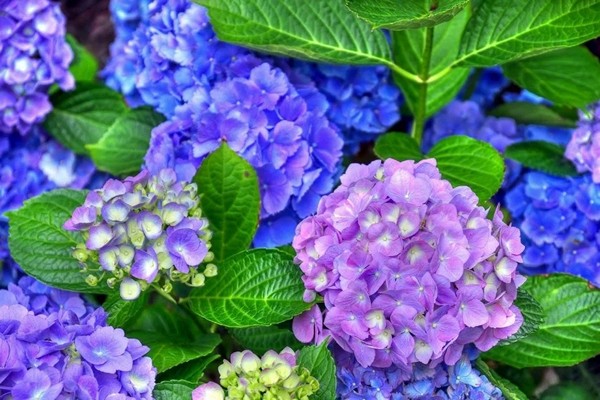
192 347 319 400
102 0 151 105
565 102 600 182
293 159 525 369
286 61 402 154
461 67 510 109
0 276 157 399
505 172 600 286
335 345 504 399
0 0 74 134
146 57 343 247
64 168 216 300
0 127 96 262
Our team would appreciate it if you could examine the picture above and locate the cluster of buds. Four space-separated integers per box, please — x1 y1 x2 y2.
193 348 319 400
64 168 216 300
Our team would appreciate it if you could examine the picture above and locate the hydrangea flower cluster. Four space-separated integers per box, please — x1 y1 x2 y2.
192 347 319 400
64 168 216 300
146 58 343 247
505 172 600 286
128 0 250 117
461 67 509 109
335 345 503 399
286 61 401 154
293 159 525 369
0 276 157 398
565 102 600 182
0 0 74 134
0 128 95 261
102 0 151 105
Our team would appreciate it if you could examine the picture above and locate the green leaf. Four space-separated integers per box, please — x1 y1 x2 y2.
153 380 196 400
87 107 165 176
456 0 600 67
391 10 470 117
44 83 127 155
488 102 577 128
541 383 596 400
297 341 336 400
158 354 221 384
104 291 149 328
503 46 600 109
230 326 302 354
373 132 423 161
186 249 310 327
7 189 109 293
66 34 98 82
485 274 600 368
475 359 528 400
193 144 260 263
427 135 504 201
130 304 205 339
496 289 544 346
196 0 391 65
504 141 578 177
345 0 468 30
130 331 221 373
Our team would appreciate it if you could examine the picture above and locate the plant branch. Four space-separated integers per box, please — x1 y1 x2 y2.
411 25 435 145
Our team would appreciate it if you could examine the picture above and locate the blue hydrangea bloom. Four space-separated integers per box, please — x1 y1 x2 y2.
102 0 151 105
146 56 344 247
0 127 96 265
505 172 600 286
0 276 157 398
461 67 510 109
286 61 402 154
0 0 74 134
335 345 504 399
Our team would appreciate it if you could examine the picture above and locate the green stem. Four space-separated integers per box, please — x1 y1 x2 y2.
151 284 178 304
411 25 435 145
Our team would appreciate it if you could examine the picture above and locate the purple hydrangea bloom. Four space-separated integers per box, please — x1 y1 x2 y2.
146 58 343 247
565 103 600 182
292 159 525 369
64 168 216 300
0 276 156 398
193 347 319 399
102 0 151 105
285 61 402 154
0 127 96 264
334 344 504 399
0 0 74 134
505 171 600 286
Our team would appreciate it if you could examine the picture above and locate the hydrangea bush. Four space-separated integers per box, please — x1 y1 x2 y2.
3 0 600 399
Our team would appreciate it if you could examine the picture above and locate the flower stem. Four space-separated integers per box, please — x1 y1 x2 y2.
152 284 178 304
411 25 435 146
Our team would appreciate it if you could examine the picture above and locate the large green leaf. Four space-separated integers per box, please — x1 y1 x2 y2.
87 107 165 176
373 132 423 161
428 136 505 201
488 102 577 128
153 380 196 400
193 144 260 263
496 289 544 346
104 291 149 328
485 274 600 368
475 359 528 400
158 354 220 384
66 34 98 82
456 0 600 67
230 326 302 354
44 83 127 155
503 46 600 109
6 189 109 293
297 342 336 400
186 249 310 327
196 0 391 65
345 0 468 30
129 331 220 373
504 141 578 177
391 10 470 117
